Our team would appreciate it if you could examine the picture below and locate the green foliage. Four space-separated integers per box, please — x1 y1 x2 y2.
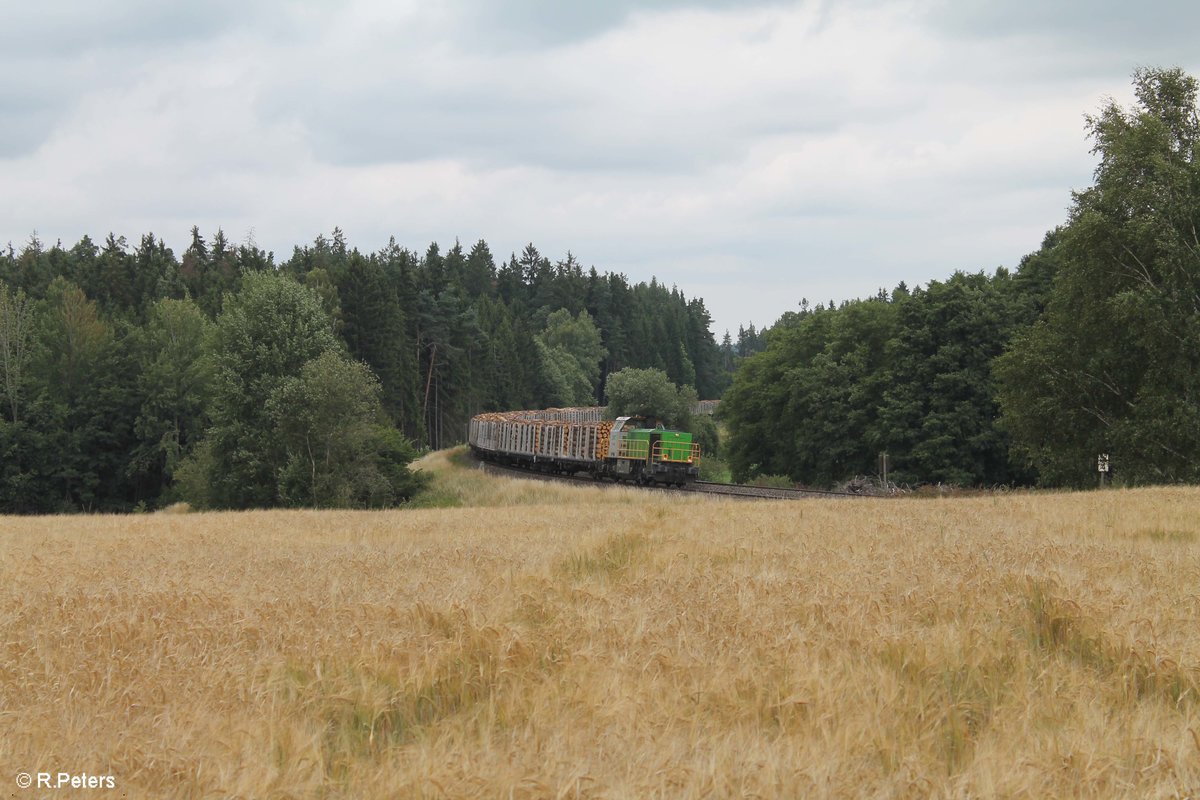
475 296 535 412
722 276 1034 487
34 278 112 404
603 367 696 429
535 309 607 406
0 403 56 513
996 67 1200 486
272 351 425 507
721 298 898 485
129 298 214 494
878 272 1034 486
697 454 731 482
0 280 34 424
718 68 1200 490
0 226 725 512
749 474 795 489
196 272 341 508
171 438 217 509
534 339 591 407
690 414 720 457
29 278 141 509
181 276 423 510
303 268 343 335
334 251 416 427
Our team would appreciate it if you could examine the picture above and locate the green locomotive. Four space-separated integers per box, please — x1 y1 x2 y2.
605 416 700 486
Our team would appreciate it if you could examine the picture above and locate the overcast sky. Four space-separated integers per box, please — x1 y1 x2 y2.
3 0 1197 336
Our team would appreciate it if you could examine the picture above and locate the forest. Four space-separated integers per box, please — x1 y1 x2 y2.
2 67 1197 511
722 67 1200 489
0 231 729 512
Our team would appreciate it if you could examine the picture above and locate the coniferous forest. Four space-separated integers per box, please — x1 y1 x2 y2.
0 232 726 513
3 67 1199 512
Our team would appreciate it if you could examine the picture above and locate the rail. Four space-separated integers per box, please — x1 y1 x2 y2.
473 456 868 500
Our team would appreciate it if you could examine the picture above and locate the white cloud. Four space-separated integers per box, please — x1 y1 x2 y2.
1 0 1196 335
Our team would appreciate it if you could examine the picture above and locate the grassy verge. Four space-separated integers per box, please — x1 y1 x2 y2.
407 446 676 508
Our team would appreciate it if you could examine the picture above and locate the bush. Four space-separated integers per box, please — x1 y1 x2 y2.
750 474 794 489
698 456 732 483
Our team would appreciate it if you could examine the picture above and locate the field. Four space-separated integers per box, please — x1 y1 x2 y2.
4 451 1200 798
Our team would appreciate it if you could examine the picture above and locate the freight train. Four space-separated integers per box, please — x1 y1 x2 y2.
468 407 701 486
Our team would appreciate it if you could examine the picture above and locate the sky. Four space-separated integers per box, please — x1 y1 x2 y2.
3 0 1198 337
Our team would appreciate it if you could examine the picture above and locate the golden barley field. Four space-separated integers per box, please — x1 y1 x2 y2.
4 451 1200 798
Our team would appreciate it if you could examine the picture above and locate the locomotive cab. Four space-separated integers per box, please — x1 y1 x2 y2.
608 416 700 485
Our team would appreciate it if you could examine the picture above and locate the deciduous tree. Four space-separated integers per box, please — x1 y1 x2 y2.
604 367 697 430
0 281 34 424
997 67 1200 485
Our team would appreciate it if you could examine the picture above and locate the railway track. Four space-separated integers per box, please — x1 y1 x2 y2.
684 480 864 500
473 456 869 500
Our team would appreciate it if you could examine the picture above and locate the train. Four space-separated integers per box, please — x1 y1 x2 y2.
468 406 702 486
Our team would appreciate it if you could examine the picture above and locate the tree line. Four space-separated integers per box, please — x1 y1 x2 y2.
0 231 726 512
8 67 1189 506
721 67 1200 489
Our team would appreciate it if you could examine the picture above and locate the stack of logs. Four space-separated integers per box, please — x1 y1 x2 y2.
469 408 614 463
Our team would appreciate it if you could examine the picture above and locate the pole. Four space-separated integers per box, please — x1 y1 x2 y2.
423 342 437 447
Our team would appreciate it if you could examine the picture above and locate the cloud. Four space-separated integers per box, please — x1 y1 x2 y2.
0 1 247 56
925 0 1200 57
262 1 931 174
444 0 788 49
0 0 270 159
1 0 1198 336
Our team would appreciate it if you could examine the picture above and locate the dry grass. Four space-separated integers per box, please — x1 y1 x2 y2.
3 455 1200 798
405 448 660 509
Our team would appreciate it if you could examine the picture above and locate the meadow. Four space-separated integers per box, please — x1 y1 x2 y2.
3 450 1200 798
